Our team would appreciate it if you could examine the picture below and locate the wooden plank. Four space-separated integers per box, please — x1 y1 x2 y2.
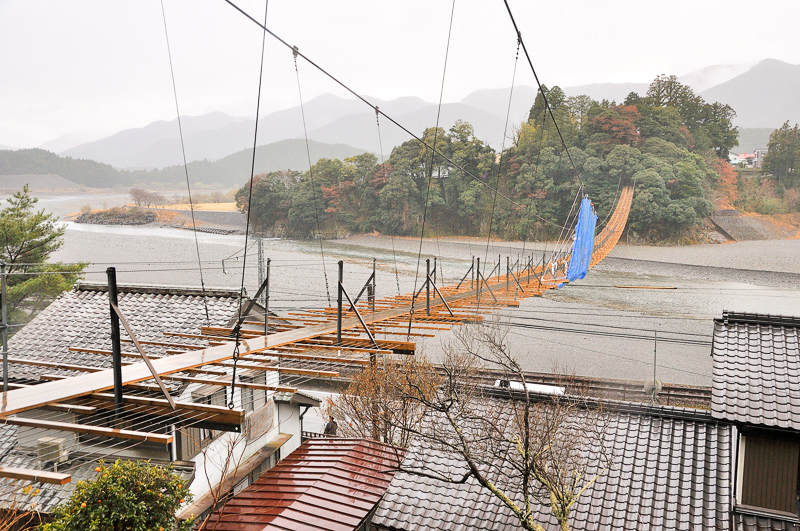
44 403 98 414
69 347 155 359
8 357 103 373
0 466 71 485
0 219 629 416
159 375 297 393
212 361 338 378
255 351 370 365
86 393 245 426
4 417 173 444
121 339 205 350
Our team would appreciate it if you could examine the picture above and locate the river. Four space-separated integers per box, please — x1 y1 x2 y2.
8 192 800 387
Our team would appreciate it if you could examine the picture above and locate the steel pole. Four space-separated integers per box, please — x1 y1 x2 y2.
1 262 8 393
426 259 430 316
336 261 343 346
107 267 123 417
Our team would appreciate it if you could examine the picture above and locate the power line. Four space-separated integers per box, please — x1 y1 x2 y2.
220 0 567 230
159 0 211 324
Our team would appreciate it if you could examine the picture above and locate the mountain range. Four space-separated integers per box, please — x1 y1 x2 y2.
5 58 799 179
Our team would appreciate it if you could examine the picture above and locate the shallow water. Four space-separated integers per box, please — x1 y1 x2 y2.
9 193 800 386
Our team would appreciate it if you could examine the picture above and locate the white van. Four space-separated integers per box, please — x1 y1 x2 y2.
494 379 565 396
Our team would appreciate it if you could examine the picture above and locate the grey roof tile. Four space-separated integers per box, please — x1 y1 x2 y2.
372 405 732 531
7 282 241 381
711 311 800 430
734 511 800 531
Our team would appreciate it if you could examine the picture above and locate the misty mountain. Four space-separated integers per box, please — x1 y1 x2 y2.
701 59 800 128
678 62 757 93
62 111 246 169
562 82 649 104
131 139 366 188
734 128 773 153
0 144 16 151
307 102 512 156
56 58 800 171
62 95 431 171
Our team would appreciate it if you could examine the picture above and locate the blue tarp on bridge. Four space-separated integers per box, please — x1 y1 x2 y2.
566 197 598 282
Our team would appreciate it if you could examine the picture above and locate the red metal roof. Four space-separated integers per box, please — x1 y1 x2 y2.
201 438 402 531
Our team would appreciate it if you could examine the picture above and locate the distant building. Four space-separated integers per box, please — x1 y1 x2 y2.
754 148 768 168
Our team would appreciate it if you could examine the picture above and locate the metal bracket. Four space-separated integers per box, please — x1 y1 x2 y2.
339 283 378 348
109 303 176 410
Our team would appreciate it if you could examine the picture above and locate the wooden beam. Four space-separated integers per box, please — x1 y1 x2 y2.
8 357 103 373
85 393 245 426
69 347 155 359
0 466 71 485
44 403 98 415
254 351 370 365
159 375 297 393
121 339 205 350
213 362 338 378
4 417 173 444
0 267 532 417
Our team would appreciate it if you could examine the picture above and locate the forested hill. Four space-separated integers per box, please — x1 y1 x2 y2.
0 148 131 188
237 75 739 242
130 139 367 188
0 140 367 189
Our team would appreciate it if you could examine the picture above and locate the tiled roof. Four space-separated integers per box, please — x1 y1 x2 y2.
8 282 242 381
0 453 196 514
734 511 800 531
711 311 800 430
372 406 732 531
201 438 402 531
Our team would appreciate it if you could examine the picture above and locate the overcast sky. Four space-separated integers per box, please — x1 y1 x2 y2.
2 0 799 149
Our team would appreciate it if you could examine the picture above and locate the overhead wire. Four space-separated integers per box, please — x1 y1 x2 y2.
374 108 402 296
293 47 332 307
408 0 458 339
500 0 582 187
220 0 566 231
159 0 211 324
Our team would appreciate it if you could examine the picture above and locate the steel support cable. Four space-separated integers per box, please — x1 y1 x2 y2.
375 109 402 296
293 49 332 307
159 0 211 324
408 0 458 340
483 37 521 280
220 0 564 229
229 0 270 409
500 0 582 187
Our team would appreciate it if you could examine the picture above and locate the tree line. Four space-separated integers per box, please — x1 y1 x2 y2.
237 74 737 241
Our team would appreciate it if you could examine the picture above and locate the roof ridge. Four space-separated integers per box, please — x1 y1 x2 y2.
719 310 800 328
75 281 245 299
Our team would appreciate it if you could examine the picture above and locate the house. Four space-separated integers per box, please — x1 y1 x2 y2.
754 148 768 169
370 311 800 531
0 281 319 524
201 437 402 531
711 311 800 528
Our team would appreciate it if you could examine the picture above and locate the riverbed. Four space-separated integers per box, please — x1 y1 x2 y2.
8 192 800 387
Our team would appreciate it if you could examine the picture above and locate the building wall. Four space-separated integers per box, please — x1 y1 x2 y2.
739 433 800 514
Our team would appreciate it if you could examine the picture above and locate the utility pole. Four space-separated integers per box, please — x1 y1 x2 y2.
368 258 376 313
336 261 343 346
257 238 265 306
1 262 8 393
107 267 123 419
470 256 475 289
265 258 270 338
426 259 431 316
